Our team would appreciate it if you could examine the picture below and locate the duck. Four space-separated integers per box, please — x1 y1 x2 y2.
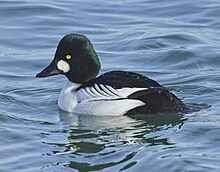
36 33 188 116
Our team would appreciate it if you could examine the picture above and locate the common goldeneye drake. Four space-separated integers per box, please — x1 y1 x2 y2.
36 33 187 116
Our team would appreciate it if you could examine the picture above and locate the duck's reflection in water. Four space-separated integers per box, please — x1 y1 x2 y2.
57 111 186 171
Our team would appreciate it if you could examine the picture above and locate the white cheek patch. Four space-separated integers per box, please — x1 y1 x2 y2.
57 60 70 73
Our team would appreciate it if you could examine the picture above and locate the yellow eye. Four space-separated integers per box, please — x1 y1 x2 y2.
66 54 72 60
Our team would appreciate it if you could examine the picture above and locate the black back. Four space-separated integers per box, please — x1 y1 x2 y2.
78 70 162 89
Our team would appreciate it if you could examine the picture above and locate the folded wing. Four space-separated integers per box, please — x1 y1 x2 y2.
74 71 187 115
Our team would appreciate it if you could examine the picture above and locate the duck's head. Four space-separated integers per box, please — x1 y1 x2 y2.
36 33 101 83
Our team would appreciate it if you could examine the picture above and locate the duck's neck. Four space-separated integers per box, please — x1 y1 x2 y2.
58 80 81 112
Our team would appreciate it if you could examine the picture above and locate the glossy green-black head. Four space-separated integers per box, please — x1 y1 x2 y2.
36 33 101 83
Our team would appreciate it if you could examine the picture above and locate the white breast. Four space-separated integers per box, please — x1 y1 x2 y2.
58 81 81 112
58 81 146 115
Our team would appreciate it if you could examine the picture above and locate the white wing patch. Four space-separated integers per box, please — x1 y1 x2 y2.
72 84 147 116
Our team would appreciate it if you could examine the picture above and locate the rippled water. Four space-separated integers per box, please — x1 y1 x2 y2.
1 0 220 171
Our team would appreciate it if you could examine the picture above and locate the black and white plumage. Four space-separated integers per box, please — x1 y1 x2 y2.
36 33 188 115
57 71 187 115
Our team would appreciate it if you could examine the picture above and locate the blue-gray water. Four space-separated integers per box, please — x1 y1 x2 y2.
1 1 220 171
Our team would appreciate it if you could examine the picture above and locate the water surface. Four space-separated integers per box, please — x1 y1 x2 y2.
1 0 220 171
